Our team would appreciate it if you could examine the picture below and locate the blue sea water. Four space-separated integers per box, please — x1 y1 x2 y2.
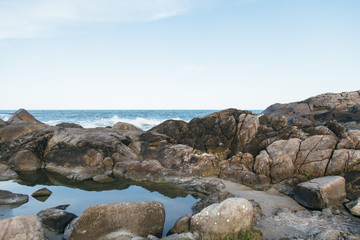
0 109 262 130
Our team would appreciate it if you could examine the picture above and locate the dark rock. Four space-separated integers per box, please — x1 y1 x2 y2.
325 120 347 138
0 215 45 240
167 212 193 235
192 189 235 213
0 189 29 205
7 109 39 123
63 217 78 240
8 149 42 171
0 119 6 127
37 208 77 233
344 198 360 217
293 176 346 210
0 163 17 180
0 121 48 141
69 201 165 240
32 187 52 197
56 122 83 128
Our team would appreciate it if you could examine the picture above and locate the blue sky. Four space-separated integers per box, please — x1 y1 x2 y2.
0 0 359 110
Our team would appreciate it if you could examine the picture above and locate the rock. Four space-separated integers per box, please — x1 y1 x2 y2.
0 118 6 127
69 201 165 240
63 217 78 240
293 176 346 210
32 187 52 197
93 174 115 183
0 190 29 205
167 213 193 235
56 122 83 128
0 215 45 240
310 229 360 240
7 109 39 123
112 122 141 131
0 163 18 180
263 90 360 124
295 135 338 178
37 208 77 233
8 149 42 171
344 198 360 217
190 198 254 239
0 121 48 141
163 232 198 240
192 190 235 213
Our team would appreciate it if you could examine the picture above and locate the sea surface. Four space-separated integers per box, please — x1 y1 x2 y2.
0 109 262 130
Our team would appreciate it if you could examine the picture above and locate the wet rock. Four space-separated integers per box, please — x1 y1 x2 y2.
56 122 83 128
344 198 360 217
293 176 346 210
32 187 52 197
0 215 45 240
93 174 115 183
167 212 193 235
0 163 18 180
190 198 253 239
192 189 235 213
8 149 42 171
69 201 165 240
37 208 77 233
113 122 141 131
0 189 29 205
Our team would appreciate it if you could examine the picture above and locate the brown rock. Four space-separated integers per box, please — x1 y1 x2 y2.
0 122 48 141
167 212 193 235
8 150 42 171
69 201 165 240
293 176 346 210
0 215 45 240
112 122 141 131
7 109 39 123
32 188 52 197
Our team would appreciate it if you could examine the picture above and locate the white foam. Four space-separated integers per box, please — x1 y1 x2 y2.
44 115 183 130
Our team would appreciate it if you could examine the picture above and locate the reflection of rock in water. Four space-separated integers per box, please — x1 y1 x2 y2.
255 207 360 239
15 170 195 199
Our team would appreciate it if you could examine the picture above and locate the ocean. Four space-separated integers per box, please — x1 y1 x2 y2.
0 109 262 130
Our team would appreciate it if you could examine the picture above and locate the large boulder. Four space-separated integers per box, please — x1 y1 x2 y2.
112 122 141 131
192 189 235 213
7 109 39 123
37 208 77 233
8 149 42 171
69 201 165 240
263 90 360 125
293 176 346 210
0 121 48 141
190 198 253 239
0 215 45 240
0 190 29 205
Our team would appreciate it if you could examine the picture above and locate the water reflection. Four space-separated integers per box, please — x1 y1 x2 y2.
0 170 200 236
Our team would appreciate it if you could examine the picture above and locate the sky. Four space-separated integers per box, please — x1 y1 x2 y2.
0 0 359 110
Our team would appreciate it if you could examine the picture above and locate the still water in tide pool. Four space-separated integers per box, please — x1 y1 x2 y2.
0 171 200 236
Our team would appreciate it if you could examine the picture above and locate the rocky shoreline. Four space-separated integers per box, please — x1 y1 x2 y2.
1 90 360 239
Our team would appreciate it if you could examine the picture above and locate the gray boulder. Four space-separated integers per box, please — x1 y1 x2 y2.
190 198 253 239
0 215 45 240
69 201 165 240
0 190 28 205
37 208 77 233
293 176 346 210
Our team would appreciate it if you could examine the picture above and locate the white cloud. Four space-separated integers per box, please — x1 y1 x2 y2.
0 0 213 40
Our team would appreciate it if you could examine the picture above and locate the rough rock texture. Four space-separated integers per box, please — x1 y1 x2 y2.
263 90 360 126
32 187 52 197
0 163 17 180
151 109 259 159
7 109 39 123
167 212 193 235
344 198 360 217
37 208 77 233
56 123 83 128
69 201 165 240
113 122 141 131
190 198 253 239
0 215 45 240
293 176 346 210
0 121 48 141
192 189 235 213
0 118 6 127
8 149 42 171
0 189 29 205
